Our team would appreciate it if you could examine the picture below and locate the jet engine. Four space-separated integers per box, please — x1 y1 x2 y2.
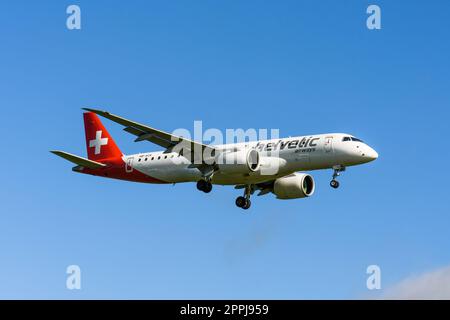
258 156 287 175
216 149 260 174
272 173 315 199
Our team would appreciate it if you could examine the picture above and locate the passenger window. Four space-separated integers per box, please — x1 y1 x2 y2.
145 158 147 161
158 156 161 160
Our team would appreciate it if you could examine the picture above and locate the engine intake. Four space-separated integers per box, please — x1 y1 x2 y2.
272 173 315 199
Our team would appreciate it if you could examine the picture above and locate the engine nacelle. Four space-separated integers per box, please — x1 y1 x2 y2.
272 173 315 199
216 149 260 174
258 157 287 175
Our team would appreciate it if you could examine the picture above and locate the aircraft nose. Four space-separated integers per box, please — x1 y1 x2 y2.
364 146 378 161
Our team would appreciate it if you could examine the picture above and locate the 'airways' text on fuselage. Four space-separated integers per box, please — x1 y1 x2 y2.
255 137 320 152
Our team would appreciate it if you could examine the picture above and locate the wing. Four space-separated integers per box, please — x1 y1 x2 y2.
234 180 276 197
83 108 217 165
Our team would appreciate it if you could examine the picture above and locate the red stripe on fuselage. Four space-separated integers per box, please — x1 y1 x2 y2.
77 157 168 184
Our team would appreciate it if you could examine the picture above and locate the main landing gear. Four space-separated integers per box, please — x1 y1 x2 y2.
196 179 212 193
330 165 345 189
235 185 252 210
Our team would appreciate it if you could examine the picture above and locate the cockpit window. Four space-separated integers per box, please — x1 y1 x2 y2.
342 136 364 142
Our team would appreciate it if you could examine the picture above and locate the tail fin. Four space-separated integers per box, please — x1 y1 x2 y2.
83 112 122 161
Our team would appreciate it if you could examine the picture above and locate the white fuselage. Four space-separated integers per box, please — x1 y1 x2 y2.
122 133 378 185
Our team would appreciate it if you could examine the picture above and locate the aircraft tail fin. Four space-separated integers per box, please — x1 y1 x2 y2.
83 111 122 161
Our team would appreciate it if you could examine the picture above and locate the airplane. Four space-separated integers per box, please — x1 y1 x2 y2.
51 108 378 210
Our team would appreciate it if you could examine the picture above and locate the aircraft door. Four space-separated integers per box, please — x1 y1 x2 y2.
126 157 134 173
324 136 333 153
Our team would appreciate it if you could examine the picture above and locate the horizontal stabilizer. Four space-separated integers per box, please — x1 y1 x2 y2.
51 150 106 169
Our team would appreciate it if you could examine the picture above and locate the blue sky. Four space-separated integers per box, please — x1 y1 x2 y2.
0 1 449 299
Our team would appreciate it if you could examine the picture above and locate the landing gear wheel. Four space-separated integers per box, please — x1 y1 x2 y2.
330 179 340 189
197 180 213 193
197 180 206 191
236 185 253 210
203 182 212 193
235 196 246 208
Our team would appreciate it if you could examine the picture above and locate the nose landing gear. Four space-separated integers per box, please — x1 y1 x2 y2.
330 165 345 189
330 179 340 189
235 185 252 210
